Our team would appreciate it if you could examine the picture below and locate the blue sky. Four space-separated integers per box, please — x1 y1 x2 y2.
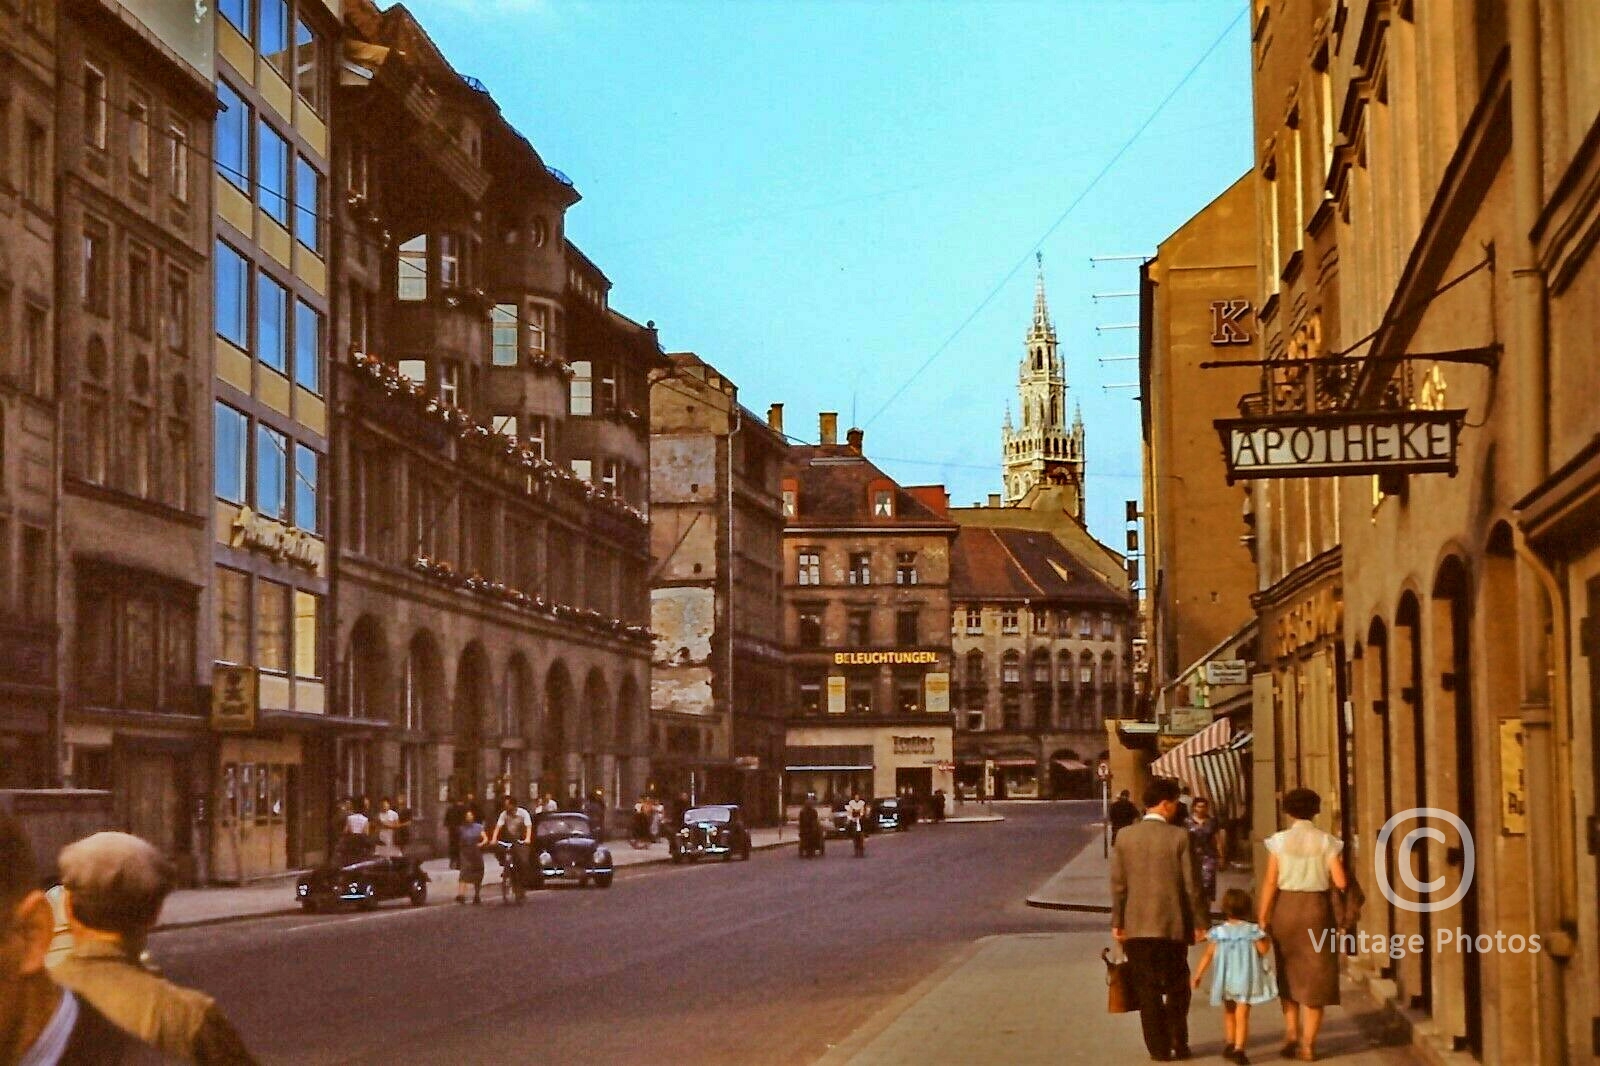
407 0 1254 547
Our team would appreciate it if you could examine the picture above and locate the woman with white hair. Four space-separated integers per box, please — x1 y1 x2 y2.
49 832 257 1065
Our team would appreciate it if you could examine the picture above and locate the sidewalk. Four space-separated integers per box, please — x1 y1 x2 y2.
157 814 1005 931
819 931 1419 1065
1026 826 1250 916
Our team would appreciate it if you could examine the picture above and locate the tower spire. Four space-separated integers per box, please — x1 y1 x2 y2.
1031 251 1053 338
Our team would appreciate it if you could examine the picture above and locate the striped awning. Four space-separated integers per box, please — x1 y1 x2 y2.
1148 717 1232 798
1189 733 1252 822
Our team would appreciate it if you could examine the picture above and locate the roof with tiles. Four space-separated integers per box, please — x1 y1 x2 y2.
783 446 955 529
951 526 1128 605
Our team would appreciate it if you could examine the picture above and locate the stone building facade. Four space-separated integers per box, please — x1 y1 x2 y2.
648 356 787 818
781 417 956 807
0 0 61 788
1230 3 1600 1061
1138 174 1261 696
328 0 656 856
949 524 1132 798
51 0 217 883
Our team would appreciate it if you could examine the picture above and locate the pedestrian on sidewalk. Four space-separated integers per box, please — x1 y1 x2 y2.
375 798 403 858
1191 888 1276 1064
1186 798 1223 911
336 797 374 864
1110 789 1139 843
1110 776 1208 1063
454 807 487 905
845 792 869 857
1258 788 1347 1063
51 832 258 1065
932 789 946 825
443 793 472 870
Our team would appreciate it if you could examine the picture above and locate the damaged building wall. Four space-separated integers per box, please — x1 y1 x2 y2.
651 586 716 716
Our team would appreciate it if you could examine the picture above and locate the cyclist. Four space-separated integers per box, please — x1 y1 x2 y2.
489 795 534 899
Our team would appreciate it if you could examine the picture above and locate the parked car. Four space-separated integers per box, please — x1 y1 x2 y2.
531 811 615 888
870 796 915 832
671 804 752 862
296 856 429 912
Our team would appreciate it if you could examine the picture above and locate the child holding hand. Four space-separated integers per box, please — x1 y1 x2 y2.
1192 888 1278 1064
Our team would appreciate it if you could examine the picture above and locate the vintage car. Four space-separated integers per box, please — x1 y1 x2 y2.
871 796 917 832
530 811 615 888
671 804 752 862
296 856 429 912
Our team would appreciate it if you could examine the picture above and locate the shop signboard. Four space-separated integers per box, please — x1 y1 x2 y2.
1204 659 1249 685
826 676 846 715
832 650 939 665
211 665 257 732
1214 409 1466 483
924 671 950 714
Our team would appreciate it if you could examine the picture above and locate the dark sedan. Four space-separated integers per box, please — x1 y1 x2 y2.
671 804 752 862
531 812 615 888
871 796 917 832
296 856 429 912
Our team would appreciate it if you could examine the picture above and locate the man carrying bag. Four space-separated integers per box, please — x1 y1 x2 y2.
1110 777 1209 1062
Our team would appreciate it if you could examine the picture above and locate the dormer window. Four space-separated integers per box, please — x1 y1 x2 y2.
872 490 893 517
782 489 796 518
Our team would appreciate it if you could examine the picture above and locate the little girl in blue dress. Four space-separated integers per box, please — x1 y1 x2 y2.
1191 888 1278 1064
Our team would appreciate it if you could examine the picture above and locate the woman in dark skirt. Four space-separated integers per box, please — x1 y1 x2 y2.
1258 788 1347 1062
454 807 487 904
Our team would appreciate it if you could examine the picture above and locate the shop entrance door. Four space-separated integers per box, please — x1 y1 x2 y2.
124 751 181 856
895 767 932 798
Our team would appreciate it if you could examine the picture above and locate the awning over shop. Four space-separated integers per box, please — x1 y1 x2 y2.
1190 732 1252 822
1052 758 1090 772
1149 717 1232 797
991 757 1037 768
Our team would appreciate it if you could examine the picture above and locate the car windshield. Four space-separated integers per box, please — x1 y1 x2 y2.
536 815 590 837
685 807 730 824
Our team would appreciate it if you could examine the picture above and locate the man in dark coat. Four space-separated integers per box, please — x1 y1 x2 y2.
1109 789 1140 843
443 793 472 870
797 796 823 857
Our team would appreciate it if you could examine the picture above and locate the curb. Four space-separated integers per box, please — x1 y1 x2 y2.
1023 897 1113 914
155 835 802 933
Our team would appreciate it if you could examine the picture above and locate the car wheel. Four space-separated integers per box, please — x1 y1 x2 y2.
359 884 377 910
595 872 613 888
578 874 590 888
408 880 427 907
740 843 751 861
301 898 321 913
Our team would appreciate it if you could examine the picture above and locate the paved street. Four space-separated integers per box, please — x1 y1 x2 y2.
152 803 1086 1065
148 803 1417 1065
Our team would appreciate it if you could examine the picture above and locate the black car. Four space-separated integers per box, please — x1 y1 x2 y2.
296 856 429 912
870 797 915 832
671 804 752 862
530 811 615 888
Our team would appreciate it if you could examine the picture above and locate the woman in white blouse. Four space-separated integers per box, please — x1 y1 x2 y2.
1258 788 1347 1062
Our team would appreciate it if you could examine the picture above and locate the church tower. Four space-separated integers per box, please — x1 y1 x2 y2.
1001 255 1085 515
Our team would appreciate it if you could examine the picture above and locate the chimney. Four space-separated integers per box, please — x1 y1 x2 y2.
845 427 863 453
819 412 838 446
767 403 784 435
987 493 1001 507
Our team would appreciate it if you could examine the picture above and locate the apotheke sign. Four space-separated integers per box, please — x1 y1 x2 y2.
1215 409 1466 483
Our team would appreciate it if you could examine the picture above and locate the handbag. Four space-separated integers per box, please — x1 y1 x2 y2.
1102 947 1135 1014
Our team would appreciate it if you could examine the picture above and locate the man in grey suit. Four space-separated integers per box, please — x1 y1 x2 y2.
1111 777 1208 1061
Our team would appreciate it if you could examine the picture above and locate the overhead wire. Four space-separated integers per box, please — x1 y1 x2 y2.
858 5 1249 430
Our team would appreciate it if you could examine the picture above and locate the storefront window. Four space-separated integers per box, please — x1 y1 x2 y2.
797 671 823 715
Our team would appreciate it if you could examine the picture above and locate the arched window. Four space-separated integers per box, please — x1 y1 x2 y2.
1001 650 1021 685
965 649 985 687
1079 650 1095 688
1057 648 1074 685
1030 648 1050 684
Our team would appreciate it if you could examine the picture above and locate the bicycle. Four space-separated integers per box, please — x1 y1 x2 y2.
495 839 527 904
